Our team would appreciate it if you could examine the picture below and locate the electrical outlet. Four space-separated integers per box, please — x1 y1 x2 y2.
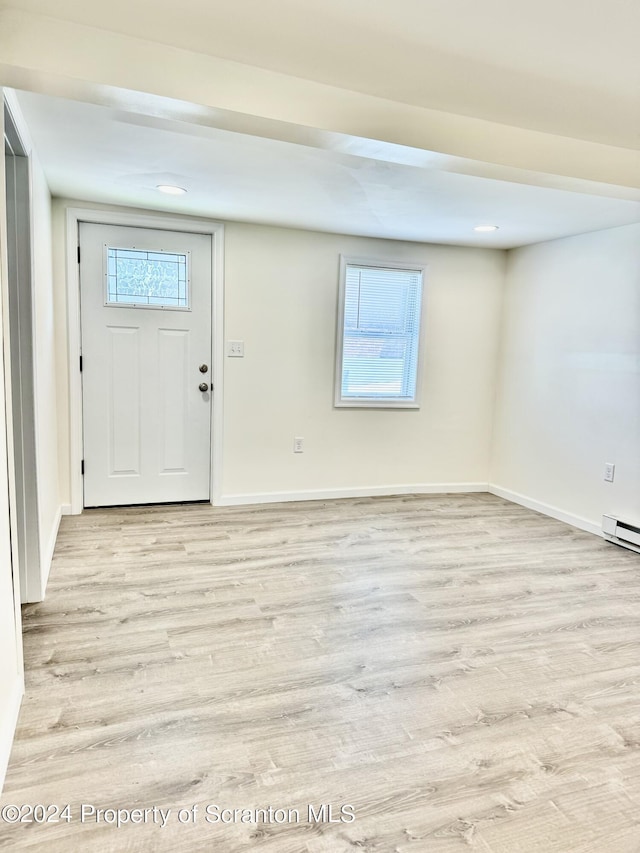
293 437 304 453
226 340 244 357
604 463 615 482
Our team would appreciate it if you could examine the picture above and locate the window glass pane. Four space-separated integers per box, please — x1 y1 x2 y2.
106 248 189 308
339 263 423 404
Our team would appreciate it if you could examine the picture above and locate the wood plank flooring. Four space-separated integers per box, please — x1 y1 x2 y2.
1 494 640 852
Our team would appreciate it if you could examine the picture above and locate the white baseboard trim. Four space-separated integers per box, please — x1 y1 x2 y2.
40 505 62 598
60 504 73 516
217 482 488 506
0 677 24 794
488 484 602 537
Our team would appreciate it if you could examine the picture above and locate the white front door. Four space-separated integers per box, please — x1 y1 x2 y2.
80 223 212 507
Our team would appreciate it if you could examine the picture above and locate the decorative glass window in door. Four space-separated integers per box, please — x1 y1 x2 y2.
105 247 190 309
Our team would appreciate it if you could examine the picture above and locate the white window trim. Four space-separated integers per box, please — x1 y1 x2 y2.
334 254 427 409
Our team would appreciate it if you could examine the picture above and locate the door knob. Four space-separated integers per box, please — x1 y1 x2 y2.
199 364 209 373
199 382 209 392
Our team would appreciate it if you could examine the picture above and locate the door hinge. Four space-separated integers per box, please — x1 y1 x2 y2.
79 355 83 372
81 459 85 475
77 245 81 264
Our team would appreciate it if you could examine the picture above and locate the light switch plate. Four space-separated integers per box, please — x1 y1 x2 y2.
604 462 615 482
226 340 244 357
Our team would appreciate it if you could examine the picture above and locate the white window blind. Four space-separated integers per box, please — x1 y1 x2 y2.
336 260 424 407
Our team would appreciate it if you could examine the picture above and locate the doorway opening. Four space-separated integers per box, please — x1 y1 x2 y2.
79 222 213 507
67 209 224 513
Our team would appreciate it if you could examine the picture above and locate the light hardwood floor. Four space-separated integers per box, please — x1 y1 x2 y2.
1 494 640 852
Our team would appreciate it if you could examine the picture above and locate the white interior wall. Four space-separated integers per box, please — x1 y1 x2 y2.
5 92 61 599
222 222 505 499
491 223 640 531
51 201 506 504
30 151 61 593
0 91 25 795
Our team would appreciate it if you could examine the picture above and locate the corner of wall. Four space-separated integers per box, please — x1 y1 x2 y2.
486 246 511 485
486 224 640 533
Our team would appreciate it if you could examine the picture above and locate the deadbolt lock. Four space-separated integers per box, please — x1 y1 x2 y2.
199 364 209 373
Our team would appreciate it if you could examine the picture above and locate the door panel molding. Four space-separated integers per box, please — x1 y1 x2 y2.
158 328 189 474
106 324 141 477
65 207 224 513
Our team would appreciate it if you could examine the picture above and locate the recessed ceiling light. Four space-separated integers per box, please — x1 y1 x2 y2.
474 224 499 232
156 185 187 195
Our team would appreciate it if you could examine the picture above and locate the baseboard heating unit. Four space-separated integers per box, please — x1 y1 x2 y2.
603 515 640 555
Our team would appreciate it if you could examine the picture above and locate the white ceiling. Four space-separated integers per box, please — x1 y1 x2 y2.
7 0 640 149
15 91 640 248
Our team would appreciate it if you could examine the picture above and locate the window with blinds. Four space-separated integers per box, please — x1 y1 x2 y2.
335 258 425 407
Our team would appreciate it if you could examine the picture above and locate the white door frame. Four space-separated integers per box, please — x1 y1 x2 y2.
4 101 42 600
66 207 224 514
